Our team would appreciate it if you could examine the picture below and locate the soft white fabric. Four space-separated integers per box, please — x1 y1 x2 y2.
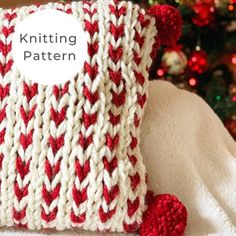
142 81 236 236
1 80 236 235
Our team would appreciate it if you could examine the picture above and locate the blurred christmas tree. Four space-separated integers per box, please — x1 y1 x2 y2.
135 0 236 139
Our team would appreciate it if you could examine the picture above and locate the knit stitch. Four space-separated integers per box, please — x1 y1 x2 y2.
0 0 158 233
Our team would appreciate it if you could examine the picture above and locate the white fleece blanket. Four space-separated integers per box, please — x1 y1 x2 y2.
1 80 236 236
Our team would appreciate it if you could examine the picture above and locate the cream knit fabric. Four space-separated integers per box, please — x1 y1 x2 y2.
0 0 157 233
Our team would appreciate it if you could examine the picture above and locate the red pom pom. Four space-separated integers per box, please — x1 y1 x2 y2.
148 5 182 46
140 194 188 236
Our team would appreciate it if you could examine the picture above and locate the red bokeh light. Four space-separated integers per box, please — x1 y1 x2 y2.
157 68 165 77
231 55 236 65
189 78 197 87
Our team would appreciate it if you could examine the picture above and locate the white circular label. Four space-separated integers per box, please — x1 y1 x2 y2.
12 9 87 86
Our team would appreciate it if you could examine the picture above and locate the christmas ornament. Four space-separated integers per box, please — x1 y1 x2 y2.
188 49 208 74
161 46 188 75
192 1 215 27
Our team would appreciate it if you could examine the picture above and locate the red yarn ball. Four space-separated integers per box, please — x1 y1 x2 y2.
140 194 188 236
148 5 182 46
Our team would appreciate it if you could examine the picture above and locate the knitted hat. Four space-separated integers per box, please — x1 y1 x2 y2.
0 1 186 235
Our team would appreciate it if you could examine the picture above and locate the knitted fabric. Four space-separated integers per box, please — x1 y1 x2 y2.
0 0 158 233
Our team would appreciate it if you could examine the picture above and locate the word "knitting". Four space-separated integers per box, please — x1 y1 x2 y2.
20 33 77 45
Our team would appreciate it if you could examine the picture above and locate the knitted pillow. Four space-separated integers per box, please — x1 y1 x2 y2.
0 1 185 235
